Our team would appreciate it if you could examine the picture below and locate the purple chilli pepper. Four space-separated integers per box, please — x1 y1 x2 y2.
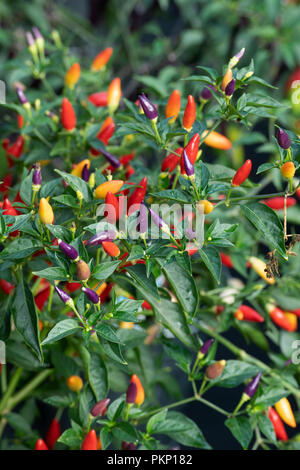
86 230 117 247
26 31 35 48
199 339 214 358
100 148 121 169
228 47 245 69
225 79 236 97
81 163 90 182
122 442 136 450
182 149 195 181
138 93 158 121
82 287 100 305
55 285 75 309
126 382 137 404
32 163 42 191
243 372 262 399
276 128 291 150
201 85 215 101
90 398 110 417
58 239 79 261
148 207 170 235
16 87 29 106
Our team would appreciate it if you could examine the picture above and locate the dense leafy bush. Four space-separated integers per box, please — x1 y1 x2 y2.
1 2 300 452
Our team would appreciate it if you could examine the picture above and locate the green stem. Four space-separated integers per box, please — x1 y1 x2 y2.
34 129 51 148
213 191 286 208
8 369 52 410
172 166 180 190
0 368 22 415
1 365 7 394
151 120 162 145
48 284 54 313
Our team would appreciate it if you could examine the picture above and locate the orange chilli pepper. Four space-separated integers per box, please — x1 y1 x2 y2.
94 180 124 199
275 398 296 428
107 77 121 114
61 98 76 131
66 375 83 392
91 47 113 71
65 62 80 89
201 130 232 150
165 89 181 123
81 429 98 450
267 305 295 331
130 374 145 405
280 161 295 179
221 68 233 91
102 241 120 257
182 95 196 131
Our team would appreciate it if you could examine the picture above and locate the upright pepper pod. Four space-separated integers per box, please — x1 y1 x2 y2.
180 133 200 174
127 177 147 213
232 159 252 186
182 149 195 181
105 191 120 223
275 398 296 428
91 398 110 417
276 128 291 149
91 47 113 71
138 94 158 121
126 382 137 404
201 130 232 150
107 78 121 114
165 90 181 123
130 374 145 405
220 252 233 268
34 438 48 450
198 339 214 359
102 241 120 257
45 418 61 450
39 198 54 224
225 79 236 97
205 360 226 379
268 407 288 441
65 62 81 89
81 430 98 451
280 161 295 179
76 260 91 282
161 148 182 173
228 48 245 69
61 98 76 131
221 68 233 91
32 163 42 191
71 159 90 178
182 95 196 132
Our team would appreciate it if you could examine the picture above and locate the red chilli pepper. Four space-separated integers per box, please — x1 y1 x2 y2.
268 407 288 441
105 191 120 223
220 252 233 269
61 98 76 131
161 148 182 173
182 95 196 132
0 279 15 294
45 418 61 450
35 438 49 450
3 198 19 237
4 135 25 167
289 308 300 318
81 430 98 450
88 91 108 107
232 159 252 186
235 305 264 323
180 133 200 174
267 305 295 331
35 284 50 311
127 176 147 213
100 283 113 303
102 241 120 257
65 282 81 292
0 174 13 195
262 197 296 210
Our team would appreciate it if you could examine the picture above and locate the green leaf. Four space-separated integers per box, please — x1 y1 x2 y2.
112 422 138 442
149 411 211 449
32 266 69 282
225 416 253 449
46 224 72 241
147 409 168 434
96 323 121 343
92 261 121 281
11 278 42 361
126 264 160 300
5 213 32 234
5 412 32 435
20 169 33 205
157 258 199 316
151 189 192 204
42 319 81 346
254 386 289 407
99 339 127 364
241 202 287 259
58 428 82 448
198 246 221 284
0 238 43 260
162 338 192 373
256 163 276 174
211 360 261 388
80 348 109 401
257 413 276 443
55 170 92 202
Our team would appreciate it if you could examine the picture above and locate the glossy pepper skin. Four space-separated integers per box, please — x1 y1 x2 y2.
127 177 147 213
67 375 83 392
82 287 100 304
45 418 61 450
201 130 232 150
81 429 98 450
276 128 291 149
262 197 296 210
86 230 117 246
61 98 76 131
76 260 91 281
225 78 236 97
220 252 233 269
199 339 214 356
91 398 110 417
180 133 200 175
130 374 145 405
235 305 264 323
0 278 14 294
161 148 182 173
182 95 196 131
102 241 120 257
126 381 137 404
105 192 120 223
107 77 121 114
91 47 113 71
65 62 80 89
267 305 295 332
34 438 48 450
275 398 296 428
197 200 214 215
39 198 54 224
88 91 108 107
94 180 124 199
244 372 262 398
99 148 121 169
280 161 295 179
165 90 181 123
221 68 233 91
182 149 195 179
205 360 226 379
138 93 158 121
58 239 79 261
71 159 90 177
268 407 288 441
232 159 252 186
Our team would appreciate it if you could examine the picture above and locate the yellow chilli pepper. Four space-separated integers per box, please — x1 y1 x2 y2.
94 180 124 199
248 256 275 285
71 159 90 178
66 375 83 392
65 62 81 89
275 397 296 428
39 198 54 224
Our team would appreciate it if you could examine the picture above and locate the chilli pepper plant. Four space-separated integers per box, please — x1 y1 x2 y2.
1 32 300 453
